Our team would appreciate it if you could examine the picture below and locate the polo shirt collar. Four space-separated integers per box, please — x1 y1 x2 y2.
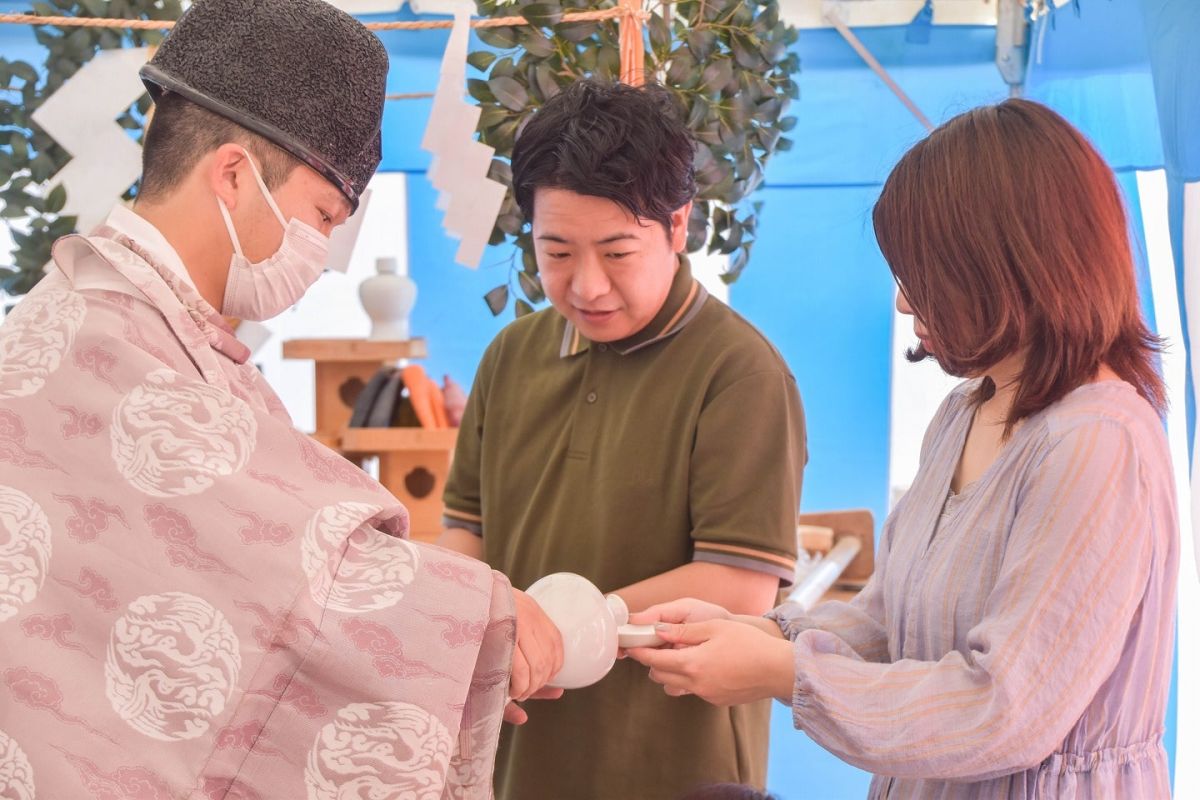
559 254 708 358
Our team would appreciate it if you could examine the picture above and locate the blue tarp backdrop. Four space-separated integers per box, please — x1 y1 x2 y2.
0 1 1188 796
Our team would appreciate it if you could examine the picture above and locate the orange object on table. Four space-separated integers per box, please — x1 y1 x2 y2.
402 364 447 429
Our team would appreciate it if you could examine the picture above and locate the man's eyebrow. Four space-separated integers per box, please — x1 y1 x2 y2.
595 233 638 244
534 233 639 244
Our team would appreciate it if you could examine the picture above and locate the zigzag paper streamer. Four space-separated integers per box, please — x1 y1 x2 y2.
420 9 507 268
31 47 152 234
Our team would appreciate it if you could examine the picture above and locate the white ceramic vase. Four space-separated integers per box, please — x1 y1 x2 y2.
525 573 630 690
359 256 417 341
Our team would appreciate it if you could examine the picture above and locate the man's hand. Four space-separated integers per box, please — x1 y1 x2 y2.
510 588 564 701
627 597 732 627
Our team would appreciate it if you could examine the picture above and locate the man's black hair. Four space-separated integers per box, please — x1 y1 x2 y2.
511 80 697 231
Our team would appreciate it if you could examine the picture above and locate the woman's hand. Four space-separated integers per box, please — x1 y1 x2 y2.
627 619 795 706
627 597 732 627
620 598 734 658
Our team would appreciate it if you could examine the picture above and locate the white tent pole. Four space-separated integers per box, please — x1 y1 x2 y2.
1138 170 1200 798
823 4 935 133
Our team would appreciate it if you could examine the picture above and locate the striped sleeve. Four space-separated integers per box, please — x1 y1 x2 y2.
692 541 797 582
441 390 484 536
784 417 1156 781
442 344 495 538
441 507 482 536
689 370 805 586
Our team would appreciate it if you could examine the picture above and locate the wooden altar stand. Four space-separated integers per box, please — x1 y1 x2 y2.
282 338 455 543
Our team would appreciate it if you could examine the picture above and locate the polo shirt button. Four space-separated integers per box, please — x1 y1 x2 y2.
598 344 608 352
586 391 598 404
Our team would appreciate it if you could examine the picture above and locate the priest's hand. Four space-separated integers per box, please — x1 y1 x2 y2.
510 588 564 702
627 619 795 707
502 687 565 726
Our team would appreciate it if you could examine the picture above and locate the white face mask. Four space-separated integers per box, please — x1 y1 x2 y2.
217 147 330 321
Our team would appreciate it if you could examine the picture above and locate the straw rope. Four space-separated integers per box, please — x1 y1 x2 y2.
617 0 644 86
0 7 645 31
1 6 650 100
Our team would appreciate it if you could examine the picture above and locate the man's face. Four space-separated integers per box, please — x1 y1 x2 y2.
235 158 351 263
533 188 691 343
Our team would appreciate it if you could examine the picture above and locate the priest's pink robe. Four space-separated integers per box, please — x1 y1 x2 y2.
0 215 514 799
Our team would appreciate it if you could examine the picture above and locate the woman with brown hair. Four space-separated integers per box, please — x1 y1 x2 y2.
630 99 1179 798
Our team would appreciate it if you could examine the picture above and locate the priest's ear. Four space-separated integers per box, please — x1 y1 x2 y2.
208 143 254 213
205 137 299 215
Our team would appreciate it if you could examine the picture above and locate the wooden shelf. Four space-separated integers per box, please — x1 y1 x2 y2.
310 431 340 450
284 337 453 543
283 338 428 362
282 337 430 440
340 427 459 453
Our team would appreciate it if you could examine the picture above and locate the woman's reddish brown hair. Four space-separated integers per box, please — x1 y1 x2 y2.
873 98 1164 430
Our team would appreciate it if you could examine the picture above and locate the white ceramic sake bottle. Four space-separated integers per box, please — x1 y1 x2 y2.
359 256 417 341
525 572 665 689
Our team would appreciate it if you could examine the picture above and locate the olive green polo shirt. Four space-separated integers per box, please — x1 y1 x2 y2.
444 257 806 800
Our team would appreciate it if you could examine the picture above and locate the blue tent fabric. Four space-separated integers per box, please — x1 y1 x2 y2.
1139 0 1200 448
767 25 1005 187
0 3 1189 796
1138 6 1200 790
1140 0 1200 182
1140 8 1199 799
905 0 935 45
1024 4 1164 171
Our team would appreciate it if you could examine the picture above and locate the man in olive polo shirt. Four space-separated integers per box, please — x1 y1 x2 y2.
437 80 806 800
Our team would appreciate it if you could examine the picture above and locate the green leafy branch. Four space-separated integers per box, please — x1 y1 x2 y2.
0 0 182 296
468 0 799 317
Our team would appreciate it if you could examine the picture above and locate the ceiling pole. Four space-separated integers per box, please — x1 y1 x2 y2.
996 0 1030 97
824 3 935 133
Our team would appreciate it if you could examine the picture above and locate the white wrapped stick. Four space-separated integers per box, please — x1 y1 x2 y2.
787 536 863 612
